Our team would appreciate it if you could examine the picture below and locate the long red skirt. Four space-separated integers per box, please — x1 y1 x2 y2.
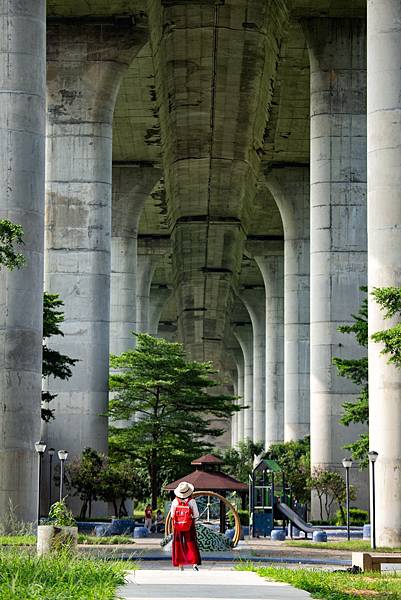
172 522 202 566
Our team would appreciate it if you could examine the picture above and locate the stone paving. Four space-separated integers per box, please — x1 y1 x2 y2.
117 567 311 600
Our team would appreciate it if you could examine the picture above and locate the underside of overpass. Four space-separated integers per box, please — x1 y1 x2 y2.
1 0 401 546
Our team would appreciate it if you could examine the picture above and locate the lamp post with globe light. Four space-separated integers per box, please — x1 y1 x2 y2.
342 457 353 541
34 441 47 524
368 451 378 549
58 450 68 502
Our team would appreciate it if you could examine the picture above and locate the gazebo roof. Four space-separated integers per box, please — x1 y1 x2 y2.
164 469 248 492
191 454 223 466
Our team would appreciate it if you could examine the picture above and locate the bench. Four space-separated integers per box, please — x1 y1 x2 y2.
352 552 401 572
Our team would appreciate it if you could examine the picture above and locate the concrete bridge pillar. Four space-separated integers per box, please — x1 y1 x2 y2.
232 348 245 445
233 324 254 442
265 167 310 442
149 285 172 335
367 0 401 547
45 22 147 459
111 166 161 354
254 253 285 448
240 288 266 446
0 0 46 521
230 369 239 447
303 18 368 509
136 255 160 335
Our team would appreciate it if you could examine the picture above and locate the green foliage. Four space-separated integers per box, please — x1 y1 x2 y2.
42 293 78 421
78 534 135 545
371 286 401 367
335 507 368 526
0 550 130 599
333 288 369 467
48 501 76 527
237 564 401 600
309 468 356 522
228 509 249 527
109 334 240 507
285 539 401 553
215 439 264 484
0 499 34 536
0 219 25 270
0 535 35 546
67 448 142 519
265 437 311 505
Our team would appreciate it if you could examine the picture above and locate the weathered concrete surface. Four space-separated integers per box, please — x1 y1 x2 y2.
367 0 401 547
233 323 254 441
240 288 266 446
45 22 147 465
255 251 285 448
149 285 172 335
265 166 310 442
0 0 45 521
303 18 368 513
111 166 161 354
149 0 289 364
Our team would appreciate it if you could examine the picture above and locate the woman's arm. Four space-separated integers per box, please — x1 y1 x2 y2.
190 499 199 519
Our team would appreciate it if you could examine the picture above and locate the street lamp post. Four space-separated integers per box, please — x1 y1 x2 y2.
342 458 353 541
368 451 378 550
58 450 68 502
34 441 47 525
48 448 55 510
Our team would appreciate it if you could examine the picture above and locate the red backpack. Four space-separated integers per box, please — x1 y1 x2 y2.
173 499 193 532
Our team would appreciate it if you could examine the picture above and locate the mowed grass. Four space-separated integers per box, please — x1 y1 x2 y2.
236 563 401 600
0 534 135 546
0 550 132 599
285 540 401 553
0 535 35 546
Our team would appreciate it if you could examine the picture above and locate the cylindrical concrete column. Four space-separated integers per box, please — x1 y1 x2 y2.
136 255 160 334
149 285 172 335
0 0 46 521
111 167 161 355
230 370 239 447
255 254 285 448
45 23 147 458
266 167 310 441
367 0 401 547
233 348 245 444
233 324 253 441
303 18 368 505
240 288 266 446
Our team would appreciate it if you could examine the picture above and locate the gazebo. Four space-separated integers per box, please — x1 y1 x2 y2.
164 454 248 534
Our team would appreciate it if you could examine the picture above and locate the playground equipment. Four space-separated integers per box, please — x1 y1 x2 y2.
165 490 242 547
249 458 316 538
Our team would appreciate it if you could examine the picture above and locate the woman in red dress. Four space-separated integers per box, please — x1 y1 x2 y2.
171 481 201 571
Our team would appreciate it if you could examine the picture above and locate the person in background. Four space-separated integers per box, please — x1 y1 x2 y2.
156 508 164 533
171 481 201 571
144 504 153 530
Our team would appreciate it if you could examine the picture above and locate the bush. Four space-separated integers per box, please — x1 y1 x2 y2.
335 507 369 526
228 509 249 527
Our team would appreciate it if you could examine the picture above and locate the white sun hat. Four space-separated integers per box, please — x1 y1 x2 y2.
174 481 195 499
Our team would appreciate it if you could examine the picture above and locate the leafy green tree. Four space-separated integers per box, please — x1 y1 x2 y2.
265 437 311 505
309 468 356 522
0 219 25 270
67 448 103 519
215 439 264 484
333 288 369 466
42 293 78 421
109 333 240 508
371 286 401 365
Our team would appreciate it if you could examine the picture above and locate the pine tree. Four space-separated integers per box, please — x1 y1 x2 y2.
333 287 369 466
42 293 78 421
109 333 240 508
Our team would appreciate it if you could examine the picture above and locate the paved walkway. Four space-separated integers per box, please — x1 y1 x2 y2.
117 568 311 600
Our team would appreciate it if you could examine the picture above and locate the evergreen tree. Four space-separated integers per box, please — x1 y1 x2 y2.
109 334 240 508
371 287 401 365
266 437 311 505
0 219 25 270
42 293 78 421
216 439 265 484
333 288 369 466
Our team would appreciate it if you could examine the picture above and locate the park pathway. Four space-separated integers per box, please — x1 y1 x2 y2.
117 567 311 600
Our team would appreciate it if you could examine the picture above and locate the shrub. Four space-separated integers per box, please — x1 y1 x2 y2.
228 509 249 527
335 507 369 526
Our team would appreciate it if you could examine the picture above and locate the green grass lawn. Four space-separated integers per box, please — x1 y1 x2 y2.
0 550 133 599
237 564 401 600
0 535 35 546
78 534 135 545
285 540 401 553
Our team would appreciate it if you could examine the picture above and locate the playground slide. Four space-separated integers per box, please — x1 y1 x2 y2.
276 502 315 534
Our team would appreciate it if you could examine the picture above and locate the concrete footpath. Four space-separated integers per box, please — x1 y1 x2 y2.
117 568 311 600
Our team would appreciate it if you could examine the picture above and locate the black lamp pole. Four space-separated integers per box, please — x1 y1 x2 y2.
35 441 47 525
58 450 68 502
48 447 55 510
342 458 353 541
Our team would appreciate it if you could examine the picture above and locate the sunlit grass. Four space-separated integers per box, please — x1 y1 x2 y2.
285 540 401 553
236 563 401 600
0 549 134 599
